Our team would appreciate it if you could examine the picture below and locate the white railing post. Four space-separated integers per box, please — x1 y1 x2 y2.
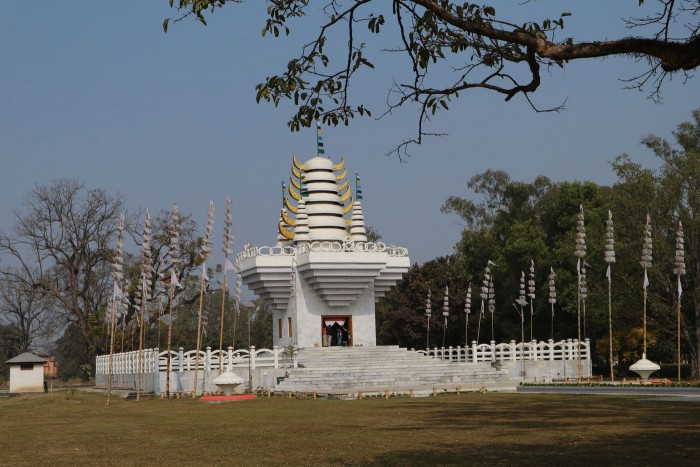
448 346 453 362
509 340 517 361
178 347 184 372
250 346 256 370
456 346 461 362
548 339 555 361
472 341 478 362
273 345 279 369
490 341 496 362
584 338 590 360
206 346 212 371
227 346 233 371
532 340 538 361
152 348 160 395
567 339 574 360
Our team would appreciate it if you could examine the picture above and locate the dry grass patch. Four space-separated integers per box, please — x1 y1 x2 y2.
1 392 698 466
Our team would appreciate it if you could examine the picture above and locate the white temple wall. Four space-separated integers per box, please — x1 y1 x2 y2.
280 266 378 348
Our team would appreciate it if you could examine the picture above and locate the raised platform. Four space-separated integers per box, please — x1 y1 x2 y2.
276 346 524 395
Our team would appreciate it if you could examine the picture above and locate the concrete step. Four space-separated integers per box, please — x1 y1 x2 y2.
274 345 523 392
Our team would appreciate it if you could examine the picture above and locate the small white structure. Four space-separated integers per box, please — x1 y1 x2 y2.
7 352 47 393
238 156 410 349
629 353 661 380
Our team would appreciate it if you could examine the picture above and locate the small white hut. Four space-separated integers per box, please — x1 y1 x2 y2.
7 352 47 393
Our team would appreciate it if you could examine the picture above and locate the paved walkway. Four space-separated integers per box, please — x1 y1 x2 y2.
517 385 700 398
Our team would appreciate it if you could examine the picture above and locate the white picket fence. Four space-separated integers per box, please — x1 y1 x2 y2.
416 339 590 363
96 339 589 376
95 346 296 376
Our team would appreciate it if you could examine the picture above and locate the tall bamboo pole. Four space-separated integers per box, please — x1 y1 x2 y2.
165 204 180 398
517 270 527 375
464 284 472 352
486 261 495 343
441 286 449 350
604 210 616 381
108 214 125 406
192 274 206 396
677 276 682 381
166 285 174 397
528 260 535 342
219 271 227 374
425 289 431 350
107 295 116 406
136 209 153 402
574 205 586 379
476 301 483 344
193 201 214 397
137 273 146 401
219 197 233 374
674 221 686 383
548 268 556 341
640 214 653 359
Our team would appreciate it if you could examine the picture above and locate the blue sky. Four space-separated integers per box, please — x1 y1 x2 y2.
0 2 696 266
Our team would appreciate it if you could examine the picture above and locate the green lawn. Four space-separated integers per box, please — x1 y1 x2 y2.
1 391 698 466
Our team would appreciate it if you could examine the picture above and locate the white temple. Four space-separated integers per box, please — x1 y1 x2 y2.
237 155 410 348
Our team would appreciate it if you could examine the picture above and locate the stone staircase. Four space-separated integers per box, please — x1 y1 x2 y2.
275 346 522 395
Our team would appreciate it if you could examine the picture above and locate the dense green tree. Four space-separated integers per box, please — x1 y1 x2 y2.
166 1 699 154
611 107 700 377
0 323 23 379
377 255 471 349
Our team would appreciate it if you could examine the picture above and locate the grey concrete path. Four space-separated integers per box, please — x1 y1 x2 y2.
517 385 700 398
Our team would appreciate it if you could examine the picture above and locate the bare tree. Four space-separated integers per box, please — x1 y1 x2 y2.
166 1 700 157
0 179 124 355
0 268 61 352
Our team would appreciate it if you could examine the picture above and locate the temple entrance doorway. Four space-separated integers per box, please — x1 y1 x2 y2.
322 316 352 347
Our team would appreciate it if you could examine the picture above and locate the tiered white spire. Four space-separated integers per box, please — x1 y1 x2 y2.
294 198 310 243
349 173 367 241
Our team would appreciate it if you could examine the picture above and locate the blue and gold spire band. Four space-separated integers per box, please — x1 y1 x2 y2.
355 172 363 200
301 174 309 198
316 120 325 157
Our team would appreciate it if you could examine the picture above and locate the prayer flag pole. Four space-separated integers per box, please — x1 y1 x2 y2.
107 214 125 406
548 268 556 341
425 289 432 350
442 286 449 350
487 261 496 343
640 214 653 358
464 283 472 351
477 262 492 344
193 201 214 397
137 209 153 402
516 271 528 374
574 205 587 378
166 204 181 397
528 260 535 342
220 197 234 374
673 221 686 382
604 210 616 381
